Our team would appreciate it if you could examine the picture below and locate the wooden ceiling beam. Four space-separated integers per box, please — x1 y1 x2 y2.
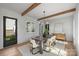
21 3 41 16
38 8 76 20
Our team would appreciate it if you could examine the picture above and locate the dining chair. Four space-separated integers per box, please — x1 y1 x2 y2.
45 36 56 51
30 39 39 54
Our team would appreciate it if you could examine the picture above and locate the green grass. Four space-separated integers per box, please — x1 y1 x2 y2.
6 35 16 41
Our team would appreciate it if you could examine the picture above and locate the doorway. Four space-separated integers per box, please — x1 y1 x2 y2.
3 16 17 47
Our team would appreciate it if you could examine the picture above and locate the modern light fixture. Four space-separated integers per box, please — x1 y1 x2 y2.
43 10 46 24
42 4 48 24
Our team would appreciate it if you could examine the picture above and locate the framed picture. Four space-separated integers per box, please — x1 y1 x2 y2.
26 22 34 32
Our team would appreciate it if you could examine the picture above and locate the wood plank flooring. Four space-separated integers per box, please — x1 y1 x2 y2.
0 42 27 56
65 41 77 56
0 41 77 56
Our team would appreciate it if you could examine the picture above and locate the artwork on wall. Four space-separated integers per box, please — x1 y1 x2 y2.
26 22 34 32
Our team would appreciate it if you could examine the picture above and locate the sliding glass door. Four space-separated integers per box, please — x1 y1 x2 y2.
3 16 17 47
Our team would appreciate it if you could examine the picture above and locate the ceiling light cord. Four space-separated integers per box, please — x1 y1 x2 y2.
43 4 47 24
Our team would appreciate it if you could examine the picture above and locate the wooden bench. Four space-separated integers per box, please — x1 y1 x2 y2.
52 33 66 41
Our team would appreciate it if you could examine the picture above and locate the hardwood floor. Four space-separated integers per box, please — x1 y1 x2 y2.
0 47 21 56
65 41 77 56
0 42 28 56
0 41 77 56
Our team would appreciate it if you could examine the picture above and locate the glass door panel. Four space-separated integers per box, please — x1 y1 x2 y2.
3 16 17 47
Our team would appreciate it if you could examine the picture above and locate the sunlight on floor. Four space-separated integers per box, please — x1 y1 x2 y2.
50 47 67 56
48 40 67 56
56 40 68 44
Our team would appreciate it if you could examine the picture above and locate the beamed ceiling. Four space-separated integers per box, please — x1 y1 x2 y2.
0 3 77 20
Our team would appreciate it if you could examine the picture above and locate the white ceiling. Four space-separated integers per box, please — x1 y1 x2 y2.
0 3 77 19
27 3 76 19
0 3 32 14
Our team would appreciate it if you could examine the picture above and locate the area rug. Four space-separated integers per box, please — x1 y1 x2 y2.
18 41 67 56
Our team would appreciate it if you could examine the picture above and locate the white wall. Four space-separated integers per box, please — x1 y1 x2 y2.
73 4 79 55
0 8 39 49
78 4 79 56
73 7 78 53
48 16 73 41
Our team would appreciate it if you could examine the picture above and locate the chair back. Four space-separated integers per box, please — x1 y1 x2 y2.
46 36 56 47
51 36 56 41
30 39 38 48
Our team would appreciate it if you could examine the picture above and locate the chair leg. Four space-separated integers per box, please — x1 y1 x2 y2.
31 48 40 55
54 42 56 45
31 48 34 54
